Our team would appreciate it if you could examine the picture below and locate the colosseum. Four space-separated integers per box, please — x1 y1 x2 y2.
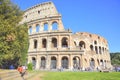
20 1 111 70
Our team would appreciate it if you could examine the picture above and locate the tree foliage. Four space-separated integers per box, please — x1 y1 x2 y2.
110 52 120 66
0 0 28 68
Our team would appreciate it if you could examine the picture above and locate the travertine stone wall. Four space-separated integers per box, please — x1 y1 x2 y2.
21 1 111 70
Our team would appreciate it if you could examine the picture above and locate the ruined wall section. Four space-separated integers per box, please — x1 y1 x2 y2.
72 32 110 62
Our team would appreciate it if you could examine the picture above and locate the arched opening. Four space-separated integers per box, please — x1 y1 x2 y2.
29 26 32 34
61 37 68 48
42 39 47 48
52 22 58 30
102 47 104 53
73 56 80 69
36 24 40 32
104 60 107 68
95 46 98 54
105 48 107 52
38 10 40 14
50 57 57 69
89 34 92 37
94 40 97 45
61 56 68 69
90 58 95 69
90 45 93 51
32 57 36 69
52 38 57 48
79 41 86 50
40 57 46 69
100 59 104 67
44 23 48 31
34 40 37 49
99 46 102 54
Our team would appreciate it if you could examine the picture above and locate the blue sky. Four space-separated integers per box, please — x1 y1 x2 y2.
11 0 120 53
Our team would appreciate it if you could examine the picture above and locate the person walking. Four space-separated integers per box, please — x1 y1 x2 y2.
17 65 26 80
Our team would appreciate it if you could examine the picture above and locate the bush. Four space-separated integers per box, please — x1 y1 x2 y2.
27 63 33 71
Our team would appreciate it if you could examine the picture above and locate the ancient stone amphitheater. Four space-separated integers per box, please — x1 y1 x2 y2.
21 1 111 70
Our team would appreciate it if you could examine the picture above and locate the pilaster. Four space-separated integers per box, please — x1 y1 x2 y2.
36 55 40 70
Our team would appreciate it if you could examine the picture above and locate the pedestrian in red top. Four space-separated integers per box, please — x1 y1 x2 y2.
17 65 23 73
17 65 26 80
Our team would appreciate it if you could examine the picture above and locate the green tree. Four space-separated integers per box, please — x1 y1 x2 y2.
110 52 120 66
0 0 28 68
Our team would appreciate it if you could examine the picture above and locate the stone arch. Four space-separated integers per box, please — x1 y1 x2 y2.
51 37 57 48
90 45 93 51
100 59 104 67
32 57 36 69
44 23 48 31
79 41 86 50
105 48 107 52
36 24 40 32
29 26 32 34
34 39 37 49
73 56 81 69
40 56 46 69
99 46 102 54
61 56 69 69
50 56 57 69
90 58 95 69
42 38 47 48
52 21 58 30
102 47 104 53
95 46 98 54
61 37 68 47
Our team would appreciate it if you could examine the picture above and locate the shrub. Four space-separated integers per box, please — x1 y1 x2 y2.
27 63 33 71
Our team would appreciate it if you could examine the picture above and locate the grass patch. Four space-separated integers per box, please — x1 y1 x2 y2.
43 71 120 80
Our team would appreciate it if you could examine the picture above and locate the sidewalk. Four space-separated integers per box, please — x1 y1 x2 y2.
0 69 40 80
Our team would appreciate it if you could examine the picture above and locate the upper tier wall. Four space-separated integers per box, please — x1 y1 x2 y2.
20 1 59 24
75 32 108 44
